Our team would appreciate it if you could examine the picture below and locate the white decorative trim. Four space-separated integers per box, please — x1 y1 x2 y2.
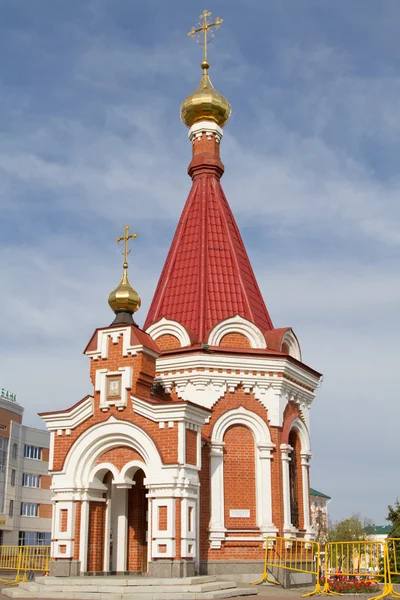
281 330 302 361
95 366 132 411
154 353 318 420
52 419 164 490
132 396 209 428
85 326 158 361
41 397 94 431
207 315 266 349
146 317 191 348
151 498 176 558
209 407 277 548
289 417 311 455
188 120 223 144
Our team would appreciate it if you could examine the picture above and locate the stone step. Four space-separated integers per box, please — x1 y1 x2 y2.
34 576 217 587
17 582 237 595
3 590 257 600
2 576 257 600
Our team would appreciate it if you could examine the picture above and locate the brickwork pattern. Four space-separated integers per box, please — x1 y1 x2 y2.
127 469 147 572
155 334 181 351
192 134 221 159
219 332 251 348
223 425 257 529
87 501 105 572
158 506 168 531
60 509 68 533
73 501 81 561
96 446 144 470
185 429 197 465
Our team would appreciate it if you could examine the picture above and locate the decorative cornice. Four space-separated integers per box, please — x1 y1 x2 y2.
132 396 210 427
40 396 94 431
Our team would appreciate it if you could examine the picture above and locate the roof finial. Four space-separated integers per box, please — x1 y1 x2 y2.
181 10 231 129
188 9 223 71
108 225 141 324
116 224 138 270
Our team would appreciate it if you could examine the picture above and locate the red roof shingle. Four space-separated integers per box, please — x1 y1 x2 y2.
144 174 273 342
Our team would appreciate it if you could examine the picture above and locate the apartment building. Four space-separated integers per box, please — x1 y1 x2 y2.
0 390 52 546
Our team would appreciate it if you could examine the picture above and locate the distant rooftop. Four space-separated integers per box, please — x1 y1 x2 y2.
365 525 391 536
310 487 331 499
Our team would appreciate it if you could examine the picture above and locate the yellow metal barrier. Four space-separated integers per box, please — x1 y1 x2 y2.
384 538 400 599
322 541 386 599
251 536 322 597
0 546 50 584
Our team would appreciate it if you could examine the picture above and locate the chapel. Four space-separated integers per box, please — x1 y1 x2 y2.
40 13 322 579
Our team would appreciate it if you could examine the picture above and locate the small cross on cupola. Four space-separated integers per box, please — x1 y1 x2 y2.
108 224 141 326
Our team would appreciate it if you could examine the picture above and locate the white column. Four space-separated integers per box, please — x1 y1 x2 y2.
112 485 129 572
280 444 296 536
209 442 226 549
301 452 314 538
257 443 278 538
79 499 90 573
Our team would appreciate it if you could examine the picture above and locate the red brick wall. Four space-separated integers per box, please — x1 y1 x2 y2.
155 334 181 351
60 509 68 532
87 502 105 572
192 134 220 159
158 506 168 531
223 425 257 529
219 333 251 348
185 429 197 465
127 470 147 572
73 502 81 560
96 446 144 470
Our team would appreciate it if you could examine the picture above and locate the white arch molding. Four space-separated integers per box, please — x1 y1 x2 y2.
281 330 302 361
146 317 191 347
209 407 277 548
207 315 267 349
54 417 164 491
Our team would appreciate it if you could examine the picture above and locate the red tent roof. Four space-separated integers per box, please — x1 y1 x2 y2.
144 173 273 342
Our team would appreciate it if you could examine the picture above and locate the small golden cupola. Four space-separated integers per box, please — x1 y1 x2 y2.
180 10 231 129
108 225 141 325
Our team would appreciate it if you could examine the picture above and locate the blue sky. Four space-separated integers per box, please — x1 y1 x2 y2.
1 0 399 524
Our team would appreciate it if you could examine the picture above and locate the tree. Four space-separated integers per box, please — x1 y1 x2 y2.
386 499 400 581
328 514 370 542
387 499 400 538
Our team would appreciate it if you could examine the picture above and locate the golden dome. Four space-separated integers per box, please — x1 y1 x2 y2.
108 268 141 314
180 60 231 129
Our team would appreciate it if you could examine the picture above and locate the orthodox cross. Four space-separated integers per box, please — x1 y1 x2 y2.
116 225 137 268
188 10 223 63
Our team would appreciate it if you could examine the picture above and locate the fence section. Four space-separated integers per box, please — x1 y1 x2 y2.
0 545 50 584
384 538 400 599
252 536 322 597
322 540 387 599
